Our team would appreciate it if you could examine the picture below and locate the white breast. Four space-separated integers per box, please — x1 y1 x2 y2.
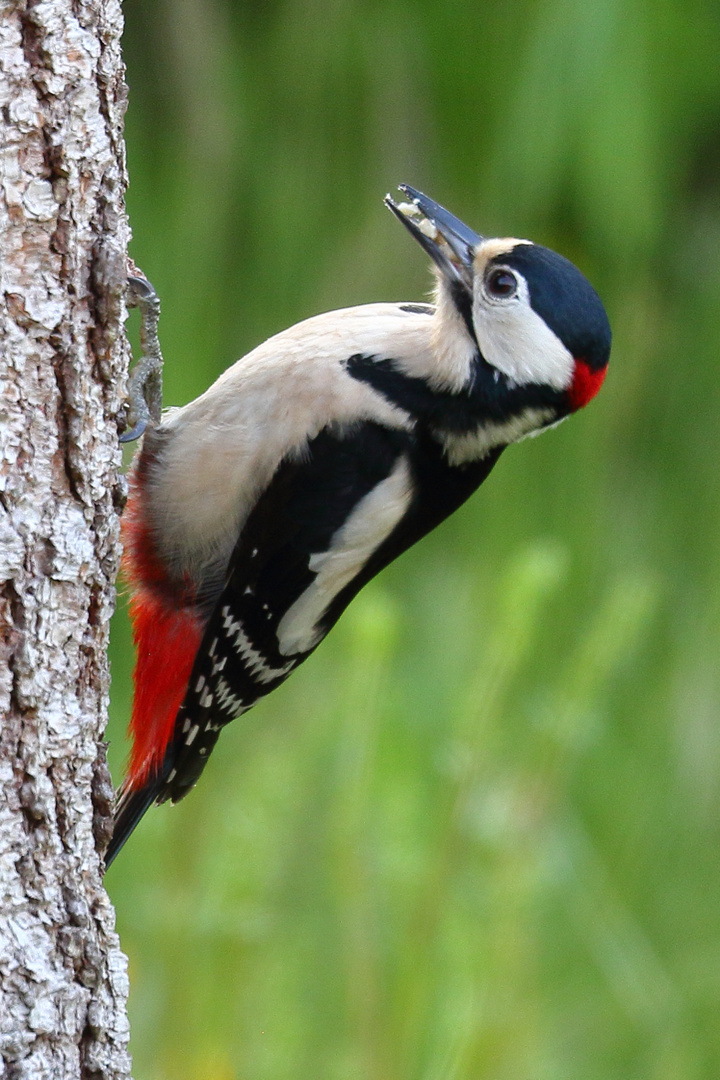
146 304 432 580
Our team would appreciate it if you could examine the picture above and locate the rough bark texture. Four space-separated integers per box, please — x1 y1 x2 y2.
0 1 132 1077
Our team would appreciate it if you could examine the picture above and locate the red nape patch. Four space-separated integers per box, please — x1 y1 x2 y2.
569 358 607 411
127 591 203 791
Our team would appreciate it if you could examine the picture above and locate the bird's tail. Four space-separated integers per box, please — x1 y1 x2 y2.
104 772 167 869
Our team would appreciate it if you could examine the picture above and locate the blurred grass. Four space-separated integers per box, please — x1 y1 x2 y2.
107 1 720 1076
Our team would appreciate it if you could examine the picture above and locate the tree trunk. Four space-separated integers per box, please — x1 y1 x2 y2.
1 1 132 1076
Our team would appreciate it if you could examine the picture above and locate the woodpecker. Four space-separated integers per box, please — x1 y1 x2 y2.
107 186 611 866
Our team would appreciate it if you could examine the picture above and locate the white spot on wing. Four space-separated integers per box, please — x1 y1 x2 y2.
221 608 294 684
277 455 413 656
214 677 249 717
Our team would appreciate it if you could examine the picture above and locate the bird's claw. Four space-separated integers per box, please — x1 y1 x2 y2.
118 415 149 444
120 273 164 443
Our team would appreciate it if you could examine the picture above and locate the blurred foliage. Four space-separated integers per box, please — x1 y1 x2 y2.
107 1 720 1076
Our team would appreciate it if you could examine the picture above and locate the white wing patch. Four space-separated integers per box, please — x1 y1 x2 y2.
276 455 413 656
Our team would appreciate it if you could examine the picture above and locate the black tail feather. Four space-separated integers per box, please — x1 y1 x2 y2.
104 775 165 869
104 730 214 869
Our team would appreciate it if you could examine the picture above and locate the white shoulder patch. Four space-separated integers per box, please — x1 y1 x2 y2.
276 455 413 656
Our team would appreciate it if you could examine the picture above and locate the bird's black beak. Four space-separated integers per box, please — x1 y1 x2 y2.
385 185 482 293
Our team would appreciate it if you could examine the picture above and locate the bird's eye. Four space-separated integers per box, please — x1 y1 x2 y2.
486 268 518 299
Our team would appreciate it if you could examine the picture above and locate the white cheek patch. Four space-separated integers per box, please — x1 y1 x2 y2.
473 279 574 391
276 456 413 656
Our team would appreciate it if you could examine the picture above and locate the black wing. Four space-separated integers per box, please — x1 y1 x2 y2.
161 420 416 802
106 416 502 866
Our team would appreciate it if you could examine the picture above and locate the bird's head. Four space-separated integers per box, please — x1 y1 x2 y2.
386 186 611 414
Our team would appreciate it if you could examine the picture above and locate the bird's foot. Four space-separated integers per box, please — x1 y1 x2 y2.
120 273 164 443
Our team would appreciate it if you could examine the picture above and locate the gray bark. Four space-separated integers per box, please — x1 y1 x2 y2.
0 1 132 1077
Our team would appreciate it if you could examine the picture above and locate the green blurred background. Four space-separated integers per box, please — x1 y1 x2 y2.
106 2 720 1077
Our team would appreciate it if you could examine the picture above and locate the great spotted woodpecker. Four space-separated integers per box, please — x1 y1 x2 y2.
106 186 611 866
